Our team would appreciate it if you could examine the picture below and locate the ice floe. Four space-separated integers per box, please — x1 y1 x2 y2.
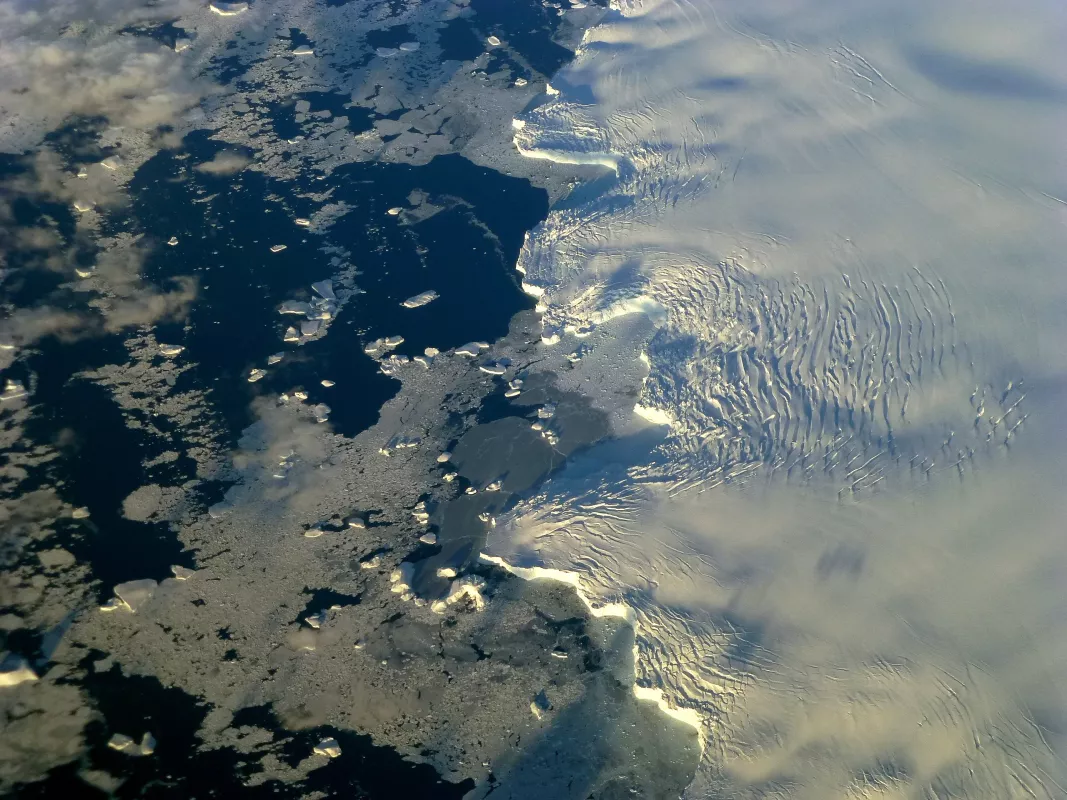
209 2 248 16
400 290 438 308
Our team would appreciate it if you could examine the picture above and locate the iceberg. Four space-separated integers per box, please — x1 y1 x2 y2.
400 290 438 309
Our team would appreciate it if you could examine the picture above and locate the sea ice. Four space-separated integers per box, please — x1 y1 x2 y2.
300 320 321 336
320 379 334 387
419 532 438 545
479 362 506 375
401 290 438 308
209 2 248 15
487 36 501 46
399 42 420 52
292 46 314 56
283 327 300 342
248 369 266 382
376 47 401 58
1 381 29 402
311 280 335 300
278 301 313 315
166 236 179 246
73 201 93 213
170 565 195 580
269 244 287 253
267 353 283 365
112 579 158 613
313 738 342 758
71 507 90 519
0 655 37 688
295 218 311 227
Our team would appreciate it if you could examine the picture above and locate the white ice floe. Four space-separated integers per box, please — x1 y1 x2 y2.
311 280 335 300
107 579 158 613
487 35 501 46
305 611 327 629
170 565 195 580
1 381 29 403
267 353 283 365
70 507 90 519
386 206 402 215
247 369 266 383
283 327 300 342
166 236 179 246
437 452 452 463
443 472 457 483
419 532 437 545
313 738 342 758
399 41 420 52
455 342 488 357
430 576 488 613
479 362 506 375
291 46 314 56
107 732 155 756
400 290 438 308
320 379 335 387
209 2 248 16
383 335 404 348
346 517 365 529
269 244 287 253
515 78 528 87
376 47 400 58
300 320 321 336
310 403 330 423
278 301 312 316
303 527 325 538
158 344 184 357
73 201 93 213
0 656 38 688
359 556 381 570
295 218 311 227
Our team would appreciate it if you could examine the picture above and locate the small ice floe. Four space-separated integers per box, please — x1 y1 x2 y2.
102 579 158 613
295 218 311 227
456 341 488 357
305 610 327 629
346 516 366 529
514 78 528 87
320 379 335 387
0 655 38 688
208 501 232 519
248 368 267 383
389 563 414 593
300 319 321 337
530 690 552 720
100 156 122 171
487 35 501 46
551 647 568 659
386 207 402 216
485 479 502 492
1 381 29 403
267 353 284 365
359 555 381 570
279 300 312 315
437 452 452 463
76 168 88 178
401 290 438 309
293 391 308 401
174 38 194 53
314 738 342 758
73 200 93 213
159 344 184 357
167 236 179 246
411 503 430 525
430 576 488 613
537 403 556 419
310 403 331 423
478 511 491 523
283 327 300 342
303 527 325 538
465 486 477 495
75 267 94 278
436 567 457 579
531 421 543 431
479 362 506 376
399 41 420 52
414 356 431 368
311 279 335 300
443 472 457 483
419 532 437 545
71 507 90 519
171 565 195 581
292 45 314 56
376 47 400 58
425 347 440 357
270 244 287 253
108 732 156 756
209 1 248 15
384 335 405 348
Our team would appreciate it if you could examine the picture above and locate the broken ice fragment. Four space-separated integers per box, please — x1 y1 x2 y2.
71 507 90 519
384 335 404 348
386 207 402 216
505 389 521 398
399 41 420 52
294 391 308 400
480 362 506 375
283 327 300 342
158 343 184 357
269 244 287 253
487 35 501 46
465 486 477 495
514 78 528 87
443 472 457 483
292 45 314 56
437 452 452 463
73 200 93 213
305 611 327 629
171 565 195 580
456 341 489 357
530 690 552 719
314 738 342 758
320 379 335 387
267 353 283 365
279 300 313 315
537 403 557 418
174 38 193 53
401 290 438 309
100 156 122 171
551 647 569 659
300 320 321 336
75 267 93 278
311 404 331 423
112 579 158 613
346 517 366 529
376 47 401 58
139 733 156 756
303 527 325 538
248 368 266 383
1 380 28 403
167 236 179 246
419 532 437 545
311 279 335 300
0 655 38 688
360 556 381 570
107 734 135 752
485 480 502 492
437 567 458 579
295 218 311 227
209 1 248 15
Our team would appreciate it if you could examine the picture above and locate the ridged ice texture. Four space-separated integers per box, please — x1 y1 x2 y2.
500 0 1067 796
